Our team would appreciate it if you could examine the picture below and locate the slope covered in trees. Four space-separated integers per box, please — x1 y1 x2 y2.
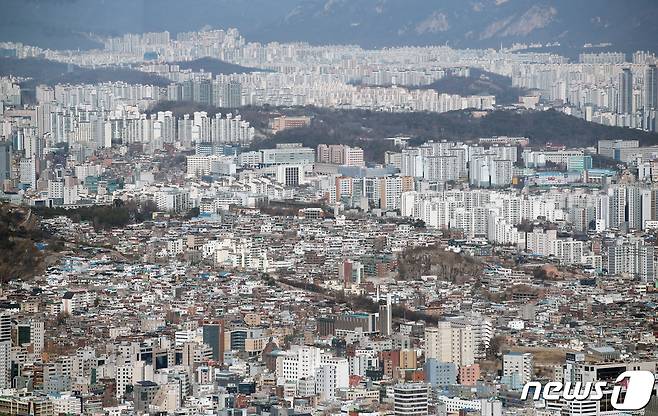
172 58 263 75
146 101 658 163
253 107 658 162
414 68 529 104
0 57 171 90
398 246 483 282
0 203 48 282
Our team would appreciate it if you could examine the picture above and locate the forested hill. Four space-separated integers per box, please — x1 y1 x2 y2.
414 68 529 105
146 101 658 163
172 58 263 75
253 108 658 162
0 57 171 89
0 203 48 282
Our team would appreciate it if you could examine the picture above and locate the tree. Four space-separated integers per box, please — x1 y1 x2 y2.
138 200 158 221
56 312 69 326
486 335 506 360
184 207 200 219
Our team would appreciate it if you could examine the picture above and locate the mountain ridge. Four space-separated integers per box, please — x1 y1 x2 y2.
0 0 656 54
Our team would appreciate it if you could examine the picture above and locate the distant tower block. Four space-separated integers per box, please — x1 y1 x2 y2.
379 294 393 336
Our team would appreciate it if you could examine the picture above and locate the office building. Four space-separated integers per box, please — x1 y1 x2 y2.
424 359 457 387
134 380 160 413
261 143 315 166
271 116 311 133
202 321 225 364
394 383 429 416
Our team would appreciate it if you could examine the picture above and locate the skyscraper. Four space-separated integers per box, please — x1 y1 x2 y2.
0 342 9 389
202 320 225 365
618 68 633 114
0 314 11 389
378 294 392 336
0 313 10 343
645 64 658 110
225 80 242 108
0 141 10 191
198 80 213 106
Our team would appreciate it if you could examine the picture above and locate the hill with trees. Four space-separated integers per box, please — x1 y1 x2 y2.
147 102 658 163
253 107 658 162
414 68 530 104
0 203 50 282
172 58 263 75
0 57 170 102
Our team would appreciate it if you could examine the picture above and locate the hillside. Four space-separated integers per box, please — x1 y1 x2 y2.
398 246 482 282
253 107 658 162
147 102 658 163
415 68 529 105
0 57 171 93
0 202 156 282
0 203 49 282
173 58 263 75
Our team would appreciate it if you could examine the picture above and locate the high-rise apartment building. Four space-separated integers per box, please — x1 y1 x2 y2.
645 65 658 110
503 352 533 385
0 141 11 191
607 237 655 282
378 295 392 336
225 80 242 108
425 322 474 367
619 68 633 114
445 315 493 359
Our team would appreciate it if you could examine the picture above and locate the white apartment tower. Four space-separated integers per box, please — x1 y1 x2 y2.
424 322 474 367
503 352 533 385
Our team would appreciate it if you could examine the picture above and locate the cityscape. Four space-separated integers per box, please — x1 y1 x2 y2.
0 1 657 415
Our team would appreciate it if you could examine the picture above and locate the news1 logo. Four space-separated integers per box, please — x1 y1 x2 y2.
521 371 656 411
